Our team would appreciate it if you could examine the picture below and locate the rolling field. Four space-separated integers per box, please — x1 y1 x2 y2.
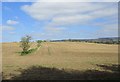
2 42 119 80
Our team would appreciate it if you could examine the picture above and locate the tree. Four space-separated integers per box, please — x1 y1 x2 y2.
36 40 42 47
20 35 32 53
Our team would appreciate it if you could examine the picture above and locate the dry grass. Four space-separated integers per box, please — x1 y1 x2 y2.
2 42 118 80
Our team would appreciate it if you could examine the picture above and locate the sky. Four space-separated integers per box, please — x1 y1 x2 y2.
1 0 118 42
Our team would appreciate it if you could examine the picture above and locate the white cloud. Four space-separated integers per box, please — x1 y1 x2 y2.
21 2 118 38
93 23 118 38
6 20 19 25
49 15 92 27
102 24 118 33
1 25 15 31
21 2 117 26
9 32 15 34
21 2 105 20
45 27 66 33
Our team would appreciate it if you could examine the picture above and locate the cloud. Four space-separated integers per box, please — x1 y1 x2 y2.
21 2 118 38
9 32 15 34
6 20 19 25
45 27 66 33
1 25 15 31
21 2 103 20
21 2 117 26
30 26 66 40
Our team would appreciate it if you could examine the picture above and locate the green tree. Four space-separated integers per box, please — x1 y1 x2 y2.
36 40 42 47
20 35 32 53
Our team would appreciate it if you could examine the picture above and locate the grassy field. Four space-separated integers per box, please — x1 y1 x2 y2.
2 42 119 80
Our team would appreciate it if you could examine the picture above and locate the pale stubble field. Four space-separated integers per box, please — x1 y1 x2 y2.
2 42 118 80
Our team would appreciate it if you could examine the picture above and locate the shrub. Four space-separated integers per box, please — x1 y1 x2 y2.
20 35 32 53
37 40 42 47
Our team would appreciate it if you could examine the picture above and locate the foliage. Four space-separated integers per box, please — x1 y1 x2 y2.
20 35 32 54
36 40 42 47
20 48 37 56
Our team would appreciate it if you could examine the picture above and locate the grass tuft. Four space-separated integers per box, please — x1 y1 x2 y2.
17 48 37 56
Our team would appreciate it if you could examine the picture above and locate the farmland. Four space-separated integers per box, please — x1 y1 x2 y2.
2 42 119 80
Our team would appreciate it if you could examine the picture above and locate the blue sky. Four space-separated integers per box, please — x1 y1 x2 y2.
1 1 118 42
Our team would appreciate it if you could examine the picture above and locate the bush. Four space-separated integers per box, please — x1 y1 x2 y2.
36 40 42 47
20 35 32 54
20 48 37 56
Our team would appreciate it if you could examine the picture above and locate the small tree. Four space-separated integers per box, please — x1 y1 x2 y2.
20 35 32 53
37 40 42 47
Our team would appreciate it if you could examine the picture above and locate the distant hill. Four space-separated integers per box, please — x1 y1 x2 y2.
98 37 119 40
50 37 120 44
